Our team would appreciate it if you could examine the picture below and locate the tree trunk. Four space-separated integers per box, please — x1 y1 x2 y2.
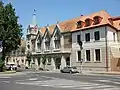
0 40 5 72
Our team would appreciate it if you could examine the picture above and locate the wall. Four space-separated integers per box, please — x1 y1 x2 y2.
71 26 110 71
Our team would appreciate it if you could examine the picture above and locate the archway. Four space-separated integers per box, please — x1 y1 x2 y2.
66 57 70 66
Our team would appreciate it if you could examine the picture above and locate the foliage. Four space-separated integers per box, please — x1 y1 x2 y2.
0 1 23 71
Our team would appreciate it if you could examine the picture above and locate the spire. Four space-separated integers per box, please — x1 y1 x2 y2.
32 9 36 26
8 0 12 4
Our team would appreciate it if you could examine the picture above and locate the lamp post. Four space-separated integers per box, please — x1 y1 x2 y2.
77 40 83 74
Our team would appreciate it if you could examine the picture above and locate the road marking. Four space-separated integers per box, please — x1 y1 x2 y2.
94 79 120 85
2 81 10 83
15 77 119 90
28 78 38 81
0 76 11 78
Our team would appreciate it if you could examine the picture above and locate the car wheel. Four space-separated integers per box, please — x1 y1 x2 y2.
69 70 72 74
60 70 63 73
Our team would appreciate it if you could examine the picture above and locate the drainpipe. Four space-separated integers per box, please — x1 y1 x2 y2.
105 25 108 72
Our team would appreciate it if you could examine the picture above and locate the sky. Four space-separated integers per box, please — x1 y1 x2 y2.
2 0 120 38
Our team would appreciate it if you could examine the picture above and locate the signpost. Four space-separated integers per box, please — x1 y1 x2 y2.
79 59 83 73
77 37 83 74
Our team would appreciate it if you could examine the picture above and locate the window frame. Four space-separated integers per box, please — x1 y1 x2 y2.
94 49 101 62
77 51 81 61
85 33 90 42
85 19 91 26
94 31 100 41
93 16 100 24
85 50 91 62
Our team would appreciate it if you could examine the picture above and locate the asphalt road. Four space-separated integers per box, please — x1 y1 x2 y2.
0 70 120 90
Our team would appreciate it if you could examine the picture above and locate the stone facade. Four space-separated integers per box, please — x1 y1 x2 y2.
26 10 120 72
5 39 27 69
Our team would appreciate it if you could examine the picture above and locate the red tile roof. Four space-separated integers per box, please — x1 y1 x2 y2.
38 10 120 35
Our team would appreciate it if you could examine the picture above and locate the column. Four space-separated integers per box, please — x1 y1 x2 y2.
35 57 38 70
61 56 66 69
51 57 56 70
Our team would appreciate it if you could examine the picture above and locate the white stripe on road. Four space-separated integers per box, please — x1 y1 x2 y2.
94 79 120 85
15 78 119 90
2 81 10 83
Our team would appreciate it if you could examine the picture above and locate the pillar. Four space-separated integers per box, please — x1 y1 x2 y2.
61 56 66 69
51 57 56 70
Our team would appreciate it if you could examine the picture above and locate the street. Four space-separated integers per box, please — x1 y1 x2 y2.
0 70 120 90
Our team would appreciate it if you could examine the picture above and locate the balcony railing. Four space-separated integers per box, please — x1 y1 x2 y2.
34 46 71 54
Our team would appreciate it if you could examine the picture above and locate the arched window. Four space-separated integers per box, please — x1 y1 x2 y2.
85 18 91 26
93 16 101 25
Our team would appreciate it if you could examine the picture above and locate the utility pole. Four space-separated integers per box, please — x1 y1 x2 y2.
77 35 83 74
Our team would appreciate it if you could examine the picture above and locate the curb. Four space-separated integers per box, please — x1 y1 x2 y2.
92 72 120 75
0 71 16 74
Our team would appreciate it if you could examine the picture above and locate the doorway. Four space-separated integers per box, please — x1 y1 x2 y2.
55 58 61 69
66 57 70 66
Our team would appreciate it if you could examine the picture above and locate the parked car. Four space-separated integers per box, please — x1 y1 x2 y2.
5 64 17 70
60 66 79 74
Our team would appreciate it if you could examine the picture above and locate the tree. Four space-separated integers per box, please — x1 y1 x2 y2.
0 1 23 71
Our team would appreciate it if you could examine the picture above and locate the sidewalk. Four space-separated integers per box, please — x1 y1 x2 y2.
39 70 120 76
74 71 120 76
0 71 24 77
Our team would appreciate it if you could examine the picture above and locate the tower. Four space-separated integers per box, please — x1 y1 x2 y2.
26 9 38 53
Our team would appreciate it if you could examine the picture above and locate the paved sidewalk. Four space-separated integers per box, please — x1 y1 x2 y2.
38 70 120 76
73 71 120 76
0 72 25 77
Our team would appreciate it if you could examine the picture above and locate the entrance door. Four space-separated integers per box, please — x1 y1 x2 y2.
55 58 61 69
66 57 70 66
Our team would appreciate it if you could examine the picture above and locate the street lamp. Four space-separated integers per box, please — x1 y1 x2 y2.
77 39 83 74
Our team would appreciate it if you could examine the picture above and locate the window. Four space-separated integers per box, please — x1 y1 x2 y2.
27 45 30 49
37 43 41 50
13 59 15 62
77 21 82 28
77 35 81 43
94 16 100 24
85 33 90 42
85 19 91 26
77 51 81 61
45 36 50 50
113 33 115 42
94 31 100 40
22 59 24 63
95 49 100 61
54 35 60 49
86 50 90 61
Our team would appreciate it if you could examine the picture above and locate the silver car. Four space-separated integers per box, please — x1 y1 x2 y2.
60 66 79 74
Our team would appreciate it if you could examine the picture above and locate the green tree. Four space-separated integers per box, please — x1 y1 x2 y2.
0 1 23 71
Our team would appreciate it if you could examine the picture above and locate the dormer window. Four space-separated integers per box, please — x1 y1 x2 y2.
93 16 100 25
77 21 82 28
45 35 50 50
108 18 113 25
37 38 41 51
85 18 91 26
54 34 61 49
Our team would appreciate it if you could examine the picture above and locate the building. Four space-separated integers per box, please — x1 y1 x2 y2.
5 39 27 69
26 10 120 72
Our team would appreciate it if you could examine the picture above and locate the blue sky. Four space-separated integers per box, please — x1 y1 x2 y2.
3 0 120 38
